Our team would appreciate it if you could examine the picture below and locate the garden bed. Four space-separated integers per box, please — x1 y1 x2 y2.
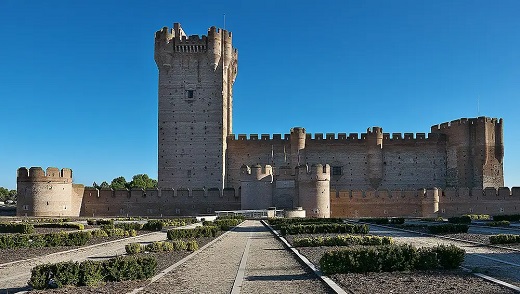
30 235 220 293
290 233 516 294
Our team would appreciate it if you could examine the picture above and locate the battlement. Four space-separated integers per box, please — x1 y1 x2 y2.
240 164 273 181
227 134 290 142
83 186 238 199
297 164 330 181
17 167 73 182
431 117 503 132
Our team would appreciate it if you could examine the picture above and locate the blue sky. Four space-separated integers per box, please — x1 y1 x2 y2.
0 0 519 189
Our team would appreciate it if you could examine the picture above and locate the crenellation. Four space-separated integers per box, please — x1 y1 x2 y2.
392 133 402 140
404 133 414 140
326 133 335 140
261 134 270 140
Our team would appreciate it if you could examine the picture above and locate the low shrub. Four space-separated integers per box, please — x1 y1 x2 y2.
212 218 242 231
187 240 199 251
0 223 35 234
103 228 137 237
268 218 343 229
142 220 163 231
125 243 142 254
171 240 188 250
115 222 143 231
34 223 84 230
280 223 369 236
489 234 520 244
464 214 491 220
487 220 510 227
167 226 219 239
145 241 164 252
359 218 405 225
319 243 465 274
447 216 472 224
91 229 109 238
493 214 520 222
293 234 393 247
216 215 246 221
422 217 445 222
428 224 469 234
30 256 157 289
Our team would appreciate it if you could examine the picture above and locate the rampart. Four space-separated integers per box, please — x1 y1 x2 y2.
331 187 520 218
81 186 240 217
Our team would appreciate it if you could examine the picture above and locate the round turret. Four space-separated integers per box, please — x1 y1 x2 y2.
297 164 330 218
290 127 306 168
17 167 77 217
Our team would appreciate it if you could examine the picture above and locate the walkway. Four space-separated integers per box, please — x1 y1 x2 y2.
137 220 332 294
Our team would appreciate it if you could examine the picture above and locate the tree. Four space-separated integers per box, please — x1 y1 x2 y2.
0 187 16 202
110 176 128 190
99 181 110 189
129 174 157 190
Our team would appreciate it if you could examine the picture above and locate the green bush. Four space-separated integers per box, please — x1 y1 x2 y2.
464 214 491 220
359 218 405 225
268 218 343 229
115 222 143 231
487 220 510 227
65 231 92 246
187 240 199 251
142 220 164 231
99 256 156 283
171 240 187 250
489 234 520 244
280 223 369 236
293 234 393 247
91 229 109 238
125 243 143 254
167 226 219 239
79 260 104 286
493 214 520 222
0 223 35 234
435 244 465 269
428 224 469 234
162 241 174 252
447 216 472 224
319 244 465 274
34 223 84 230
212 218 242 231
145 241 163 252
102 228 136 237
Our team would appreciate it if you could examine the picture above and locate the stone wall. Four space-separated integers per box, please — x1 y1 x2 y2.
80 187 240 217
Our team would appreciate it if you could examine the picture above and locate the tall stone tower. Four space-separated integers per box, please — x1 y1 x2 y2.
155 23 238 189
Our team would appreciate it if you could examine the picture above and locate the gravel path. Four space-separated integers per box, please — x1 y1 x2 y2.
138 220 331 294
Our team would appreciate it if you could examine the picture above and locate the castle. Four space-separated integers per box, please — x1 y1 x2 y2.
17 23 520 218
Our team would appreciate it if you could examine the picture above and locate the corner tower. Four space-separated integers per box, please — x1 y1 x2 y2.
155 23 238 189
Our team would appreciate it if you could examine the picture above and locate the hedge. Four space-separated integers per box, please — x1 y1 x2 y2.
167 226 219 239
142 220 163 231
0 231 92 249
114 222 143 231
30 256 157 289
34 223 84 230
465 214 491 220
280 223 369 236
320 244 465 274
268 218 343 229
293 234 393 247
489 234 520 244
126 240 200 254
205 219 242 231
448 216 472 224
493 214 520 222
216 215 246 220
359 218 405 225
0 223 35 234
428 224 469 234
487 220 510 227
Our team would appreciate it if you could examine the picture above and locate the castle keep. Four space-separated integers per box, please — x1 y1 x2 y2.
17 23 518 218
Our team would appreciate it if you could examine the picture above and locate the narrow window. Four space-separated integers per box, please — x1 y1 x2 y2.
187 90 194 99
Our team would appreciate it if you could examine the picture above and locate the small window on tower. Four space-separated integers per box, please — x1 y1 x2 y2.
332 166 342 176
187 90 194 99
